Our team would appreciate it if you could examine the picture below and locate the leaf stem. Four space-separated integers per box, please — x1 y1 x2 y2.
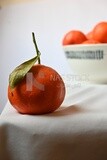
32 32 41 64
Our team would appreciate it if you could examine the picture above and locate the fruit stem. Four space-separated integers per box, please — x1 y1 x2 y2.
32 32 41 64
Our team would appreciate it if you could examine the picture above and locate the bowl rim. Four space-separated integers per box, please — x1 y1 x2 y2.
63 43 107 48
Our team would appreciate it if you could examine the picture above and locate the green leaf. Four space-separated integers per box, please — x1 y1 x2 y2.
9 54 40 89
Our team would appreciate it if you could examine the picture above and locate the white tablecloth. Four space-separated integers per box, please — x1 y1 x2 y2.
0 84 107 160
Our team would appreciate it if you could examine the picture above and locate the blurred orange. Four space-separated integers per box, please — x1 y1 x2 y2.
93 22 107 43
82 39 100 44
62 30 87 45
86 31 93 40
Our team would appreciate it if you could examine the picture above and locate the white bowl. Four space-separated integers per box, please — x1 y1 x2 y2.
63 43 107 84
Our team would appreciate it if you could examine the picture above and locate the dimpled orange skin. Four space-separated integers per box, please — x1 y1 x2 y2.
8 64 66 115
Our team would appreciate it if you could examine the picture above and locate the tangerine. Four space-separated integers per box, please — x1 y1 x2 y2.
8 64 65 114
62 30 87 45
82 39 100 44
93 21 107 43
86 31 93 40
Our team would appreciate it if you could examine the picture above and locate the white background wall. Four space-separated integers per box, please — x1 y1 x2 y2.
0 0 107 113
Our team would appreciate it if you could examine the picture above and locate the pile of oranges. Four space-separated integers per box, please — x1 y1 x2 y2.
62 21 107 45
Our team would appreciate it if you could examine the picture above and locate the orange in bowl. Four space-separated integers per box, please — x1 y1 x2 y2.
82 39 100 44
62 30 87 45
92 21 107 43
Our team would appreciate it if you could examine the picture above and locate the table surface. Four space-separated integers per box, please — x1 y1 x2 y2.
0 83 107 160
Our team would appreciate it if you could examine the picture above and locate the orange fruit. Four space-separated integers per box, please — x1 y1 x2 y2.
82 39 100 44
92 21 107 43
62 30 87 45
86 31 93 40
8 64 66 115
